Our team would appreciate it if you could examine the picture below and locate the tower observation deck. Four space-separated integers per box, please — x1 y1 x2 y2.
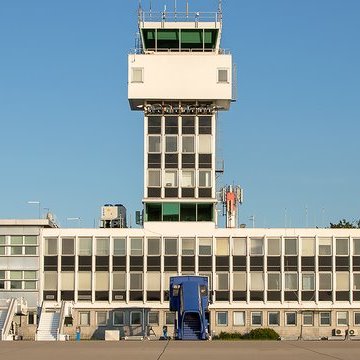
128 4 235 225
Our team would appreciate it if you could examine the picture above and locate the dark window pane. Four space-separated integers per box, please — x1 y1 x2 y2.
148 116 161 134
198 116 212 134
197 204 213 221
199 154 212 168
180 203 196 221
165 116 178 134
182 116 195 134
146 203 162 221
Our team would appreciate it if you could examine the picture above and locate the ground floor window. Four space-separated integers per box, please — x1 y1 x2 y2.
165 312 176 325
268 312 280 326
251 312 262 326
96 311 108 326
336 311 348 326
354 312 360 326
148 311 159 326
216 311 228 326
303 312 313 326
319 312 331 326
79 312 90 326
28 312 36 325
130 311 142 326
285 312 297 326
113 311 125 326
233 311 245 326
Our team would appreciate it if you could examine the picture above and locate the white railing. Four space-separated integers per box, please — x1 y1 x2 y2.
139 11 221 24
1 298 17 341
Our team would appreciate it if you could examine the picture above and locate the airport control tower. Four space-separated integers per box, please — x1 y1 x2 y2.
128 2 235 226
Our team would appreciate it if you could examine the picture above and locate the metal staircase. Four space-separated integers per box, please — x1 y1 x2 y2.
182 313 201 340
0 298 17 341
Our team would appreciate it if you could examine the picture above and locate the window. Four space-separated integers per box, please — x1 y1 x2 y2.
268 273 281 291
199 170 211 187
131 67 143 83
354 239 360 255
302 273 315 291
78 237 92 256
148 311 159 325
148 238 160 255
233 311 245 326
165 170 178 187
165 136 178 153
267 238 280 256
62 238 74 255
268 312 280 326
113 238 126 256
130 238 143 256
148 136 161 153
319 237 332 255
148 170 161 187
96 238 109 256
199 238 212 255
148 116 161 134
233 237 246 256
147 272 160 291
44 272 57 290
303 312 313 326
79 312 90 326
61 272 75 290
336 238 349 256
250 238 263 255
113 311 124 326
96 312 108 326
285 312 297 326
165 312 176 325
354 273 360 290
198 116 212 134
28 312 36 325
182 116 195 134
285 273 298 291
95 272 109 291
181 170 195 187
319 273 332 290
113 272 126 290
336 272 349 291
182 136 194 153
165 238 177 255
130 311 142 325
9 271 37 290
163 203 180 221
319 312 331 326
0 236 5 255
251 312 262 326
130 273 143 290
77 272 91 291
336 311 348 326
0 270 5 289
233 273 246 291
45 238 57 255
250 273 264 291
301 238 315 256
217 273 229 291
216 311 228 326
182 238 195 256
218 68 229 83
354 312 360 326
216 238 229 256
198 135 212 153
285 238 297 255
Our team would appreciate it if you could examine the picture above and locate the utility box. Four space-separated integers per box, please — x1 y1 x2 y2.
105 330 120 341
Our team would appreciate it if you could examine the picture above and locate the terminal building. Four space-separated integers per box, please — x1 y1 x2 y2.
1 3 360 341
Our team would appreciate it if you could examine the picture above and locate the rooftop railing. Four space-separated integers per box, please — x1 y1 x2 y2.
139 10 222 24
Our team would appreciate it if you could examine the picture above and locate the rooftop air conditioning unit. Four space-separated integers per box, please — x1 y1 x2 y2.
348 329 357 336
334 328 345 336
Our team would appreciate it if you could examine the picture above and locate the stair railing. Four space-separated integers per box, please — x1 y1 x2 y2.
1 298 17 341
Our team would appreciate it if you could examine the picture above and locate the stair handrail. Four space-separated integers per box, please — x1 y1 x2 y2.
36 300 46 341
1 298 17 341
57 301 66 341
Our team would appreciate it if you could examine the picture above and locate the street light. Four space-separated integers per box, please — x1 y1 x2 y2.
27 201 41 219
67 217 81 228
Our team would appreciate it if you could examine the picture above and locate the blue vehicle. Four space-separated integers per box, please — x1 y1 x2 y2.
169 276 209 340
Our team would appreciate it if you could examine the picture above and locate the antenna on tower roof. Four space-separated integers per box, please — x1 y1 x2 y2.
186 0 189 18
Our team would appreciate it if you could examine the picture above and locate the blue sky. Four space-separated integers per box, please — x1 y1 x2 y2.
0 0 359 228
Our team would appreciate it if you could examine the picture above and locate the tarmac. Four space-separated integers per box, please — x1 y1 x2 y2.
1 340 360 360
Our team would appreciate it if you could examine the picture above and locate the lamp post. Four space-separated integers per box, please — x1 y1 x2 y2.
27 201 41 219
